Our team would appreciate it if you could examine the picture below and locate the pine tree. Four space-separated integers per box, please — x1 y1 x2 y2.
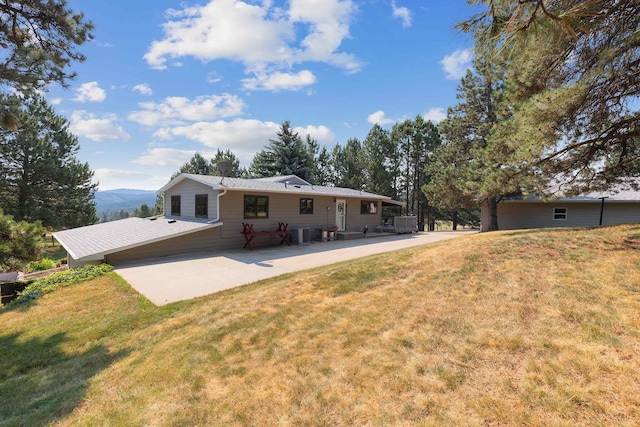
331 138 365 190
462 0 640 194
424 62 515 231
171 152 213 179
0 209 44 271
362 124 395 197
0 0 93 129
0 94 97 228
211 148 241 177
249 121 313 180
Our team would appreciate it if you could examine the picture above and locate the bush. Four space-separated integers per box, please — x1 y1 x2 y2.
26 258 57 273
9 264 114 305
0 210 44 271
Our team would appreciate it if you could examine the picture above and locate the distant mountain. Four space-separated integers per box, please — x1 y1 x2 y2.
94 189 158 221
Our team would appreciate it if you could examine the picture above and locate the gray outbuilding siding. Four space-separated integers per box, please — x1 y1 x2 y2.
482 200 640 231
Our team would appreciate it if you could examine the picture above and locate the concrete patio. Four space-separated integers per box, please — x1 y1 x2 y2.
115 230 477 305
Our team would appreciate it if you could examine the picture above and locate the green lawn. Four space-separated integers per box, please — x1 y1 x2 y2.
1 225 639 426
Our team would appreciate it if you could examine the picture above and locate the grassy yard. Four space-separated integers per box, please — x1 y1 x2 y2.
39 234 68 264
1 225 639 426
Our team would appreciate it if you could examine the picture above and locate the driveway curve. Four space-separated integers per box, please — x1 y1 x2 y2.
115 230 476 305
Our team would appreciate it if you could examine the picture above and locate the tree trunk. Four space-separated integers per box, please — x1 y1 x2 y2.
485 197 499 231
452 210 458 231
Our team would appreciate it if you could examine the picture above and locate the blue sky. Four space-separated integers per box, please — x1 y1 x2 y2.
46 0 477 190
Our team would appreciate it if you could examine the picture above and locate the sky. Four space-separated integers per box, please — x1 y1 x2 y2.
45 0 478 191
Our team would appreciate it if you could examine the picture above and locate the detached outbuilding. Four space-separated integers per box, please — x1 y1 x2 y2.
54 174 407 267
481 186 640 231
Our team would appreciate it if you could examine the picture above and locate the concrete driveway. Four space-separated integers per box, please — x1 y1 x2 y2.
115 231 476 305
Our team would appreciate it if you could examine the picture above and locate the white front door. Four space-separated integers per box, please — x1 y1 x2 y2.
335 199 346 231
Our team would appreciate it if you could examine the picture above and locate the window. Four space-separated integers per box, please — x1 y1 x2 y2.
553 207 567 220
195 194 208 218
170 195 181 216
244 195 269 218
300 198 314 214
360 200 378 214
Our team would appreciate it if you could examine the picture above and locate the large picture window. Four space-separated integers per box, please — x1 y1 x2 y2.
553 207 567 220
170 195 181 216
300 198 314 214
195 194 208 218
360 200 378 214
244 195 269 218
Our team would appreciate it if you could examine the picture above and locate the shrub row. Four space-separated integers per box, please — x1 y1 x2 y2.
9 264 114 305
26 258 57 273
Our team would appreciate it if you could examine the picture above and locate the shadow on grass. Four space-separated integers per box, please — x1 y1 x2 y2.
0 332 130 427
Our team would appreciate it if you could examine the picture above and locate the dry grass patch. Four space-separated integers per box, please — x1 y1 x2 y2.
1 225 639 426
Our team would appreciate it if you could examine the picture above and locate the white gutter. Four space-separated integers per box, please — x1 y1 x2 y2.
211 188 227 223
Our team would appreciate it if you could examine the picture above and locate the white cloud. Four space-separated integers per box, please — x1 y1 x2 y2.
134 148 218 167
293 124 336 145
133 83 153 95
154 118 335 165
391 1 412 28
288 0 360 72
207 72 222 83
241 69 316 91
93 168 165 191
128 93 245 127
440 48 473 80
50 97 62 105
69 110 131 141
73 82 107 102
367 110 396 125
423 107 447 123
144 0 361 90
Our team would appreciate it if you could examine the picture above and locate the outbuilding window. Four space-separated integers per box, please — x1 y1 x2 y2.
195 194 208 218
553 207 567 220
171 195 181 216
244 195 269 218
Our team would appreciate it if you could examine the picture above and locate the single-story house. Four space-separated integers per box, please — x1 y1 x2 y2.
481 186 640 231
54 174 405 267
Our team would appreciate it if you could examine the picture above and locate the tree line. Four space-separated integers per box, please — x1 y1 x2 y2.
1 0 637 236
159 119 480 231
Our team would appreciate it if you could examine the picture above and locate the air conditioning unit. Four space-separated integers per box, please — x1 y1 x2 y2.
290 227 311 245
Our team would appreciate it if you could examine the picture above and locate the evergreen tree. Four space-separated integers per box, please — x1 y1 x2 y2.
0 0 93 129
0 94 97 228
153 194 164 215
424 62 515 231
171 152 213 179
211 148 241 177
314 145 333 186
390 116 441 230
332 138 365 190
362 124 395 197
463 0 640 194
137 204 151 218
0 209 44 271
249 121 313 180
248 149 276 178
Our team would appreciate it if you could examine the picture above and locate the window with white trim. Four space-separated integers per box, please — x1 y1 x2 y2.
195 194 208 218
553 207 567 220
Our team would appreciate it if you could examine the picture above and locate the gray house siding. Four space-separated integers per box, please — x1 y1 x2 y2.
103 191 386 265
218 191 382 248
164 179 218 220
484 200 640 230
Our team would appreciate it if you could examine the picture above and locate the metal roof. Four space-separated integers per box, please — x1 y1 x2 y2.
53 217 217 262
160 173 393 200
504 182 640 203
